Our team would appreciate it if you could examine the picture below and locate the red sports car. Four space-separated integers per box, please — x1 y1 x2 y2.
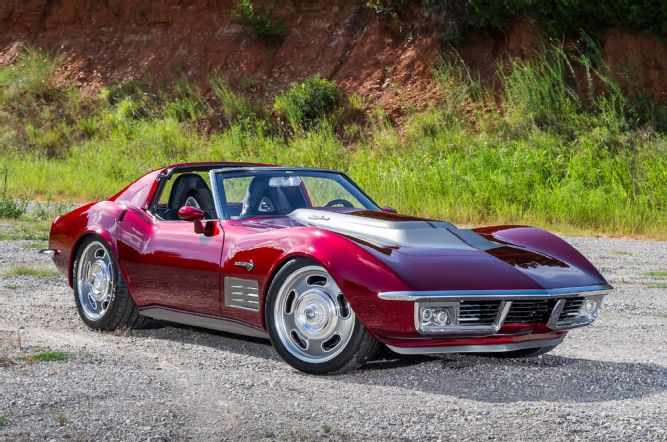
44 162 611 374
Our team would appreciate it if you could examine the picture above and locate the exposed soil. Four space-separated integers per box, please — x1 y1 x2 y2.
1 1 666 118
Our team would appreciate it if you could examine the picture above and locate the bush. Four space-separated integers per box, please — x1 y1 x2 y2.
273 74 342 131
209 73 261 123
231 0 286 41
0 199 27 219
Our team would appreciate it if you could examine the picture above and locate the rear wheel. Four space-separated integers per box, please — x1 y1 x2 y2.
73 237 158 330
266 259 379 374
478 345 558 359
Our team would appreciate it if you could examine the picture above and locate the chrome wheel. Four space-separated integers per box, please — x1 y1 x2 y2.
76 241 114 321
273 266 355 363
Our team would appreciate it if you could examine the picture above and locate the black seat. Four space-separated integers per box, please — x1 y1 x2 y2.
167 173 217 219
237 176 308 219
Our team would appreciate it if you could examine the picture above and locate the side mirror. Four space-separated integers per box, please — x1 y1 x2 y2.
178 206 206 234
381 206 397 213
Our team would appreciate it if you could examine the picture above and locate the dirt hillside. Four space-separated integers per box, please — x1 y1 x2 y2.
1 0 666 113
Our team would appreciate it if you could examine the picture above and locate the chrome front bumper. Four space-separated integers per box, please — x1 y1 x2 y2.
378 284 612 335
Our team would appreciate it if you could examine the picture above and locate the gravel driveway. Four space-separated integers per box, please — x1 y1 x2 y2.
1 236 666 441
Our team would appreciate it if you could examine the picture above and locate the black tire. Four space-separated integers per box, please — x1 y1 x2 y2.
265 258 379 375
477 345 558 359
73 236 159 331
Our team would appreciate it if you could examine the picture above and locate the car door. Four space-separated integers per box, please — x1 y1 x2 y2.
116 208 224 315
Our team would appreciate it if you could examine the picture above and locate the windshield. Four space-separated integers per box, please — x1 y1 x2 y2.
211 169 379 219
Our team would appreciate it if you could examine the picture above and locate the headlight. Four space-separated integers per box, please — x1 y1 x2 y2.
417 302 458 333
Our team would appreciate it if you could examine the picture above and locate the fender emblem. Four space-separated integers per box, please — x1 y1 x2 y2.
234 260 254 272
308 215 330 221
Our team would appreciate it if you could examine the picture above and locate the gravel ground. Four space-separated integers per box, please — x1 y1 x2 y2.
1 236 666 441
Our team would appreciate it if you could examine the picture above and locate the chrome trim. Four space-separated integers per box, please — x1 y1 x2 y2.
546 299 567 330
38 249 60 256
138 307 269 339
386 336 565 355
233 260 254 272
224 276 260 311
414 300 513 334
378 284 612 301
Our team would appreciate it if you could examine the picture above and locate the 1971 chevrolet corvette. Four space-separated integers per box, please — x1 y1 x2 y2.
44 162 611 374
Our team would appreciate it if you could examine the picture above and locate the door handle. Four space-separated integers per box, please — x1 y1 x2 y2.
234 260 254 272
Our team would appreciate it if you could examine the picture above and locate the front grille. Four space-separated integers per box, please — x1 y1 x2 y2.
458 300 502 326
505 299 557 324
558 297 584 324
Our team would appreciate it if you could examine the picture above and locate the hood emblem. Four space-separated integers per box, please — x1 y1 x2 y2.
308 214 330 221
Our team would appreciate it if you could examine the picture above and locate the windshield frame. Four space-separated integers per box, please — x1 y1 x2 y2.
209 167 380 220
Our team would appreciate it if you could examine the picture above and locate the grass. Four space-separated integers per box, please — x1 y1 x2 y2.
648 284 667 289
2 265 60 278
3 284 20 290
657 312 667 318
0 44 666 238
609 250 633 256
644 271 667 279
0 416 8 427
18 351 70 364
23 241 48 249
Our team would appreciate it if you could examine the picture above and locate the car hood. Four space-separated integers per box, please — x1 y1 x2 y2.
288 208 607 291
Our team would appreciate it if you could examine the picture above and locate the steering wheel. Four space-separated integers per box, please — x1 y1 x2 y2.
324 198 354 208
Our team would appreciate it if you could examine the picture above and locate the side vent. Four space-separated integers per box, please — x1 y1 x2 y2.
224 277 260 311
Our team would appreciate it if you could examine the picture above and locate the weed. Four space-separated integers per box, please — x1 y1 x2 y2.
609 250 632 256
2 265 60 278
321 424 332 434
55 411 68 427
19 351 70 364
0 199 27 219
231 0 286 41
4 284 20 290
0 355 15 367
644 271 667 279
657 312 667 318
23 241 48 249
274 74 342 131
0 416 8 427
209 73 261 123
647 284 667 289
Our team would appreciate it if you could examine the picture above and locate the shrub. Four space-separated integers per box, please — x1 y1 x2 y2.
0 199 27 219
273 74 342 131
208 73 261 123
231 0 286 41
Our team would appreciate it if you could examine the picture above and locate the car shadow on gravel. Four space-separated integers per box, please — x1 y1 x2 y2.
133 323 281 361
354 353 667 403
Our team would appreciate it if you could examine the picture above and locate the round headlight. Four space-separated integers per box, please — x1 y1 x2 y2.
434 309 450 326
582 299 599 315
420 308 433 323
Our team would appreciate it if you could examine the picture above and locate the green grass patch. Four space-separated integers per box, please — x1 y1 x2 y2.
609 250 633 256
2 265 60 278
23 241 48 249
0 416 8 427
0 220 52 241
3 284 20 290
657 312 667 318
19 351 70 364
644 271 667 279
647 284 667 289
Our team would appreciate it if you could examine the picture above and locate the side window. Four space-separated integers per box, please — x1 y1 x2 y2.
153 172 217 220
221 176 252 218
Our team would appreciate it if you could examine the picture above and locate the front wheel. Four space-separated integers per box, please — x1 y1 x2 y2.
266 259 379 374
73 237 158 330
